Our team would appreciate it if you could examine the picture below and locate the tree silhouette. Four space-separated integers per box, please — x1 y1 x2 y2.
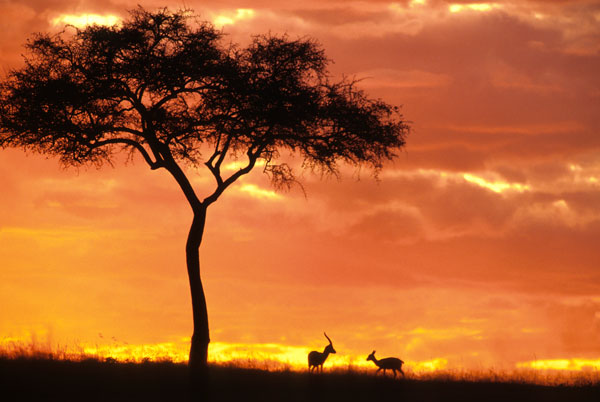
0 7 409 385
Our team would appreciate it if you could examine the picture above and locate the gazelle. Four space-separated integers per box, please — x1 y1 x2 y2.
308 332 336 372
367 350 405 378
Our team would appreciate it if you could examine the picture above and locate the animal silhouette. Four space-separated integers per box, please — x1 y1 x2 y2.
308 332 336 372
367 350 405 378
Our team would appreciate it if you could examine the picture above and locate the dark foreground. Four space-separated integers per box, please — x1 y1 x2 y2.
1 358 598 402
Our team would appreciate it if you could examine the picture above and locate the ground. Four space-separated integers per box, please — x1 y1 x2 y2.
0 357 598 401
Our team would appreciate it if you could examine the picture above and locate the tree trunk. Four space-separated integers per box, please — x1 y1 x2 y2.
186 209 210 392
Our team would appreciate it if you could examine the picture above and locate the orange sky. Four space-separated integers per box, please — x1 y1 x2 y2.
1 0 600 373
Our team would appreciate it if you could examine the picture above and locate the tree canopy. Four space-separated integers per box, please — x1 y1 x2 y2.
0 8 408 205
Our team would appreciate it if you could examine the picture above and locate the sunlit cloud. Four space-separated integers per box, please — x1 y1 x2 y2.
224 160 266 171
409 0 427 8
449 3 501 13
239 184 282 200
382 168 531 194
213 9 255 28
51 14 120 28
512 197 599 230
463 173 530 194
552 199 568 210
569 164 582 172
568 164 600 188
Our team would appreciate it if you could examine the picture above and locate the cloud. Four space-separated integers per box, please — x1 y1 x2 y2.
238 184 283 200
356 68 452 89
51 13 120 28
211 8 255 28
447 3 503 13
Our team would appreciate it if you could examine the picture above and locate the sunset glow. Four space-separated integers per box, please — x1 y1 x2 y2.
448 3 500 13
462 173 530 193
517 359 600 372
51 14 120 28
410 0 426 7
1 0 599 384
239 184 283 200
213 9 255 27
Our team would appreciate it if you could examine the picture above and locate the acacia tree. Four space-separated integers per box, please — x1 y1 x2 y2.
0 7 408 379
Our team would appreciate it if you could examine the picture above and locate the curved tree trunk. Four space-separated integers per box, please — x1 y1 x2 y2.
186 209 210 390
161 156 213 392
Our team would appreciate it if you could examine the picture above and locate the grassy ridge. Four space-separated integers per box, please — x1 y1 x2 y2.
1 357 598 402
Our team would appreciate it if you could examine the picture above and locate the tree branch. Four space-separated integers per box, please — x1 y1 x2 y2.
202 145 263 207
93 138 161 169
204 134 232 187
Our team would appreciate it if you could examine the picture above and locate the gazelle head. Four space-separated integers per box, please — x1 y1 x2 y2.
324 332 336 354
367 350 376 361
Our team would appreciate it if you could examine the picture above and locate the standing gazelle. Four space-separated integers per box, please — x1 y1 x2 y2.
308 332 336 372
367 350 405 378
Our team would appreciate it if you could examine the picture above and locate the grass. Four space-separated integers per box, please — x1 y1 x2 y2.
1 355 599 402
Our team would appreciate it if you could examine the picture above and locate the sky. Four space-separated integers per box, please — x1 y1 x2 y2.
1 0 600 373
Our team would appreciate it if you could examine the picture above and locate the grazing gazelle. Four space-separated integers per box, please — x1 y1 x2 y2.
308 332 336 372
367 350 405 378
